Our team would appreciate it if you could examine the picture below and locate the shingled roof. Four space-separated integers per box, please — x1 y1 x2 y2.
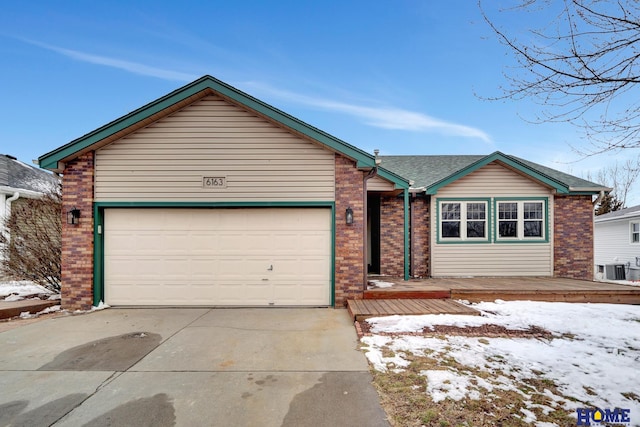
0 154 59 194
379 152 609 195
595 204 640 222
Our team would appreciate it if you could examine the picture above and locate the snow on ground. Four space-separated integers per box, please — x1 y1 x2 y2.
361 300 640 425
367 280 396 289
19 304 61 319
0 280 53 298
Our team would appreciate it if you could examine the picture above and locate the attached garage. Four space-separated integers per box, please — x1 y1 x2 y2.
103 208 332 306
38 75 410 310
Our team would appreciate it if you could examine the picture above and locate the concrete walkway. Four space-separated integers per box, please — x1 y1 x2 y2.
0 308 389 426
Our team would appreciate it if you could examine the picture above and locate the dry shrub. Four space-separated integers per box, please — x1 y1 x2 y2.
0 187 61 291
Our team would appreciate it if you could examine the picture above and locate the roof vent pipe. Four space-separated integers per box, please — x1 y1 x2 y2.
374 149 381 165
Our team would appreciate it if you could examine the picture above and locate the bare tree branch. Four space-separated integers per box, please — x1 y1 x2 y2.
480 0 640 154
0 187 61 292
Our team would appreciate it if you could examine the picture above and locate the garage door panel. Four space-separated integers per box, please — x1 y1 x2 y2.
104 208 331 306
216 282 273 305
273 258 329 276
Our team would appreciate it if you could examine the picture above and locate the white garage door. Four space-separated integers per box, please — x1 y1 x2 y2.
104 208 331 306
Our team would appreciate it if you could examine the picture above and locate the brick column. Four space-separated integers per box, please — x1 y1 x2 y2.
554 195 594 280
61 152 95 310
411 196 430 277
334 155 365 306
379 195 404 276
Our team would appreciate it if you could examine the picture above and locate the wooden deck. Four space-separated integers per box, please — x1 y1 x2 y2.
365 277 640 305
347 298 480 321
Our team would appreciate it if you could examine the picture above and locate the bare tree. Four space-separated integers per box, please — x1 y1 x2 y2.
586 158 640 212
595 192 623 215
480 0 640 154
0 188 61 292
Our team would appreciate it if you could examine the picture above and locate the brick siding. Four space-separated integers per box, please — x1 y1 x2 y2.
61 151 95 310
379 195 405 276
411 196 430 277
554 195 594 280
334 154 365 306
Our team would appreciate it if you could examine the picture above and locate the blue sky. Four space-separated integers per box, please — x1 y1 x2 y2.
1 1 636 202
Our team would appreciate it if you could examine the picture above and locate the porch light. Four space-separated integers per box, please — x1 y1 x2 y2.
67 207 80 225
345 207 354 225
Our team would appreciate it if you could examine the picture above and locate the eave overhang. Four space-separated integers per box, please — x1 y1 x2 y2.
38 75 410 189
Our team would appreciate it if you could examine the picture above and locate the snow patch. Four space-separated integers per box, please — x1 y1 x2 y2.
368 280 396 289
0 280 53 297
17 305 62 319
91 301 110 311
422 369 490 402
361 301 640 420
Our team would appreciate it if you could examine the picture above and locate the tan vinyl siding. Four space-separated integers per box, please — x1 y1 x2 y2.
367 175 396 192
432 162 554 277
95 95 336 202
438 162 552 197
431 245 552 276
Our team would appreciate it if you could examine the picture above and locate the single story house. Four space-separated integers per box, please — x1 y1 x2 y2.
1 154 59 261
594 205 640 281
38 76 609 310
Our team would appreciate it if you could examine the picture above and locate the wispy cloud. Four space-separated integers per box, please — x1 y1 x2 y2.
244 82 492 143
24 39 197 82
23 38 491 142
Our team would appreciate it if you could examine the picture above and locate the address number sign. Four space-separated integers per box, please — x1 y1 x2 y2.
202 176 227 189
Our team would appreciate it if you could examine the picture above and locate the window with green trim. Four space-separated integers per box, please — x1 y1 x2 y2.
497 200 546 241
439 201 488 241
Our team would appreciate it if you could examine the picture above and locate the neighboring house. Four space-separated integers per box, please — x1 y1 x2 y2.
38 75 609 310
594 205 640 281
0 154 59 258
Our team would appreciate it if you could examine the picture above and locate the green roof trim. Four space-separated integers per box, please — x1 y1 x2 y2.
38 75 409 188
427 151 570 194
380 152 608 195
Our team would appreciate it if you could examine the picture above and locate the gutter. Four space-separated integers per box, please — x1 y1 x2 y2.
0 186 44 199
571 186 613 194
595 210 640 223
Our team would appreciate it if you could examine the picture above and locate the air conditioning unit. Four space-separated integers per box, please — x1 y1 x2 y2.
605 264 626 280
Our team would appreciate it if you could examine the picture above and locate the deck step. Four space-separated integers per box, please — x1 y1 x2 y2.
363 277 640 305
347 298 479 322
452 289 640 304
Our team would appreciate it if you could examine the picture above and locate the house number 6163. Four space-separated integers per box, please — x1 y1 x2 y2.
202 176 227 189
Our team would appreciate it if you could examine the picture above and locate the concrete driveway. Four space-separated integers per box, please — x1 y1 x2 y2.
0 308 388 426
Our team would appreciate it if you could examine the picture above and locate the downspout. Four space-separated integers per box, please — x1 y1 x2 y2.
591 190 605 281
410 192 415 278
2 191 19 245
6 191 20 212
592 190 605 207
363 166 378 290
403 189 410 280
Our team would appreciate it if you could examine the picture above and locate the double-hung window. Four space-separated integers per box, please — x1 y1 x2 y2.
496 199 546 241
439 200 489 242
631 222 640 243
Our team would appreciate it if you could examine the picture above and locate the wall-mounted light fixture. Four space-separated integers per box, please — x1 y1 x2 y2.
67 207 80 225
345 207 354 225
